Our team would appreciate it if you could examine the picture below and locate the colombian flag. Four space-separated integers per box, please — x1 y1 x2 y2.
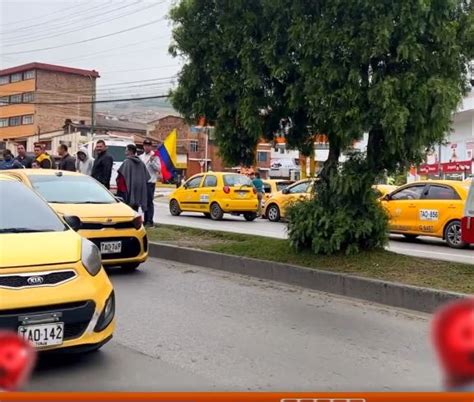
157 129 177 182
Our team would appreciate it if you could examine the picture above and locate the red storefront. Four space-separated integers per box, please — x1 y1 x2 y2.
417 160 472 179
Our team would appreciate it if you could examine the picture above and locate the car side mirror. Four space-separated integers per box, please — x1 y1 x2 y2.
64 215 82 231
115 196 124 203
282 188 289 195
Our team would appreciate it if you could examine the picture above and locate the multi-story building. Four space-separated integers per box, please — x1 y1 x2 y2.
0 62 99 149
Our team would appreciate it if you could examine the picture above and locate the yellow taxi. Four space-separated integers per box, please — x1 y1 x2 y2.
263 179 315 222
381 180 471 248
169 172 259 221
1 169 148 272
0 176 115 352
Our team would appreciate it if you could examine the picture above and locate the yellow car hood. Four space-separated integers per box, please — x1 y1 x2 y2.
0 231 81 268
50 202 134 221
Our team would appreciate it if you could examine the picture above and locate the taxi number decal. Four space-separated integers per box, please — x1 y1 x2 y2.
419 225 434 233
419 209 439 221
200 194 209 203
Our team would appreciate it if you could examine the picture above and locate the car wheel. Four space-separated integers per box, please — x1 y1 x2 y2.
444 220 467 249
169 199 181 216
121 263 140 272
243 212 257 221
267 204 281 222
403 234 419 241
203 213 211 218
210 202 224 220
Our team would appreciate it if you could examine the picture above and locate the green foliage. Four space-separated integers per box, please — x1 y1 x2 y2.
287 154 389 254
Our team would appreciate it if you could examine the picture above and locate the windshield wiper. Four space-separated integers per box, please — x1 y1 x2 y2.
0 228 55 233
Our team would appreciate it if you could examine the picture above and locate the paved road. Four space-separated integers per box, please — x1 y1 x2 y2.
154 200 474 265
29 258 439 391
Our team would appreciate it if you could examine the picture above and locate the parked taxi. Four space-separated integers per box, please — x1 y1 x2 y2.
373 184 398 199
381 180 470 248
1 170 148 272
461 180 474 245
263 179 315 222
262 179 294 202
169 172 259 221
0 176 115 352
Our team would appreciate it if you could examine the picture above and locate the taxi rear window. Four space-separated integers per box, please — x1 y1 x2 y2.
223 174 252 187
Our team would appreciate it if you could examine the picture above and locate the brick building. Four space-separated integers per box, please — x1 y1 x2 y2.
0 62 98 149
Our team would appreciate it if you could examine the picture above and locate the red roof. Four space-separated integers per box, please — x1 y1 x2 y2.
0 62 99 78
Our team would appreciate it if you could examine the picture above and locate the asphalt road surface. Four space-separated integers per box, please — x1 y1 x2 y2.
154 200 474 265
29 258 439 391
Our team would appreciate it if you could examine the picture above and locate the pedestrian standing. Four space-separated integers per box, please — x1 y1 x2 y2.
139 139 161 227
76 147 93 175
0 149 23 170
14 144 33 168
117 144 150 212
33 143 55 169
91 140 114 189
251 172 264 216
57 144 76 172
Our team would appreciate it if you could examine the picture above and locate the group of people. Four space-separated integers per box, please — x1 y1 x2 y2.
0 139 161 227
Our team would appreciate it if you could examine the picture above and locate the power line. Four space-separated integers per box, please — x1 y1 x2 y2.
103 64 180 74
1 1 120 35
0 1 94 28
4 1 163 47
2 18 165 56
16 94 170 105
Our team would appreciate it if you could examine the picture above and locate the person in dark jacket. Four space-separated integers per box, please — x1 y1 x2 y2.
91 140 113 189
14 144 33 168
0 149 23 170
117 144 150 212
33 143 56 169
57 144 76 172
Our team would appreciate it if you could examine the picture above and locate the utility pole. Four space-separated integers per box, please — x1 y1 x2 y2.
438 143 442 179
204 127 209 172
90 75 96 136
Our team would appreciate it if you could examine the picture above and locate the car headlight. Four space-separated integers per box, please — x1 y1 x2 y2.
94 291 115 332
81 239 102 276
133 213 143 230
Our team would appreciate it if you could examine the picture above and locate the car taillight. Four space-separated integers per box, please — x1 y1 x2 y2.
133 215 143 229
223 186 231 194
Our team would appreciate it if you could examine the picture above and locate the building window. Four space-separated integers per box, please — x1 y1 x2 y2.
22 92 34 103
0 96 8 106
23 70 35 80
0 118 8 127
257 151 268 162
10 73 22 83
190 140 199 153
10 94 22 104
9 116 21 126
22 115 33 125
0 76 9 85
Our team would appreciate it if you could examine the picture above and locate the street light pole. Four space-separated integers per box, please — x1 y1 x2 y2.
204 127 209 172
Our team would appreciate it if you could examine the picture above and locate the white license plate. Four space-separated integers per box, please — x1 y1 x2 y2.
18 322 64 348
100 241 122 254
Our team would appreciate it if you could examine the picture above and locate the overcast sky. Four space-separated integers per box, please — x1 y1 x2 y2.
0 0 182 99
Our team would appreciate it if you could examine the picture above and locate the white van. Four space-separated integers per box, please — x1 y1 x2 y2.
81 135 135 191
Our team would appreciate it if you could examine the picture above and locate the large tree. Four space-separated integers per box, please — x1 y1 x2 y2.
169 0 472 254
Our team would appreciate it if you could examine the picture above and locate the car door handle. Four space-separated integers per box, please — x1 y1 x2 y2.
408 203 416 208
211 190 215 192
448 204 457 209
193 189 198 192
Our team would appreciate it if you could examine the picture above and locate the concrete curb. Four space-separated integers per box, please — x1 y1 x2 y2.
149 242 467 313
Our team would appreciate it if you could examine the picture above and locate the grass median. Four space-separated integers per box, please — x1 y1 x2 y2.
147 224 473 294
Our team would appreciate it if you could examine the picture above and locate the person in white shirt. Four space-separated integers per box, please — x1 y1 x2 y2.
139 139 161 227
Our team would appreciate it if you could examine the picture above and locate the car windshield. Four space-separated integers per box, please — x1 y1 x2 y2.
0 180 66 233
29 174 116 204
276 182 293 191
223 174 253 187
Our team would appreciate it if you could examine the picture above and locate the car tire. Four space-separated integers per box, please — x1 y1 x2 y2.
203 213 211 218
243 212 257 221
267 204 281 222
121 263 140 272
210 202 224 220
169 199 181 216
403 234 419 241
444 220 467 249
